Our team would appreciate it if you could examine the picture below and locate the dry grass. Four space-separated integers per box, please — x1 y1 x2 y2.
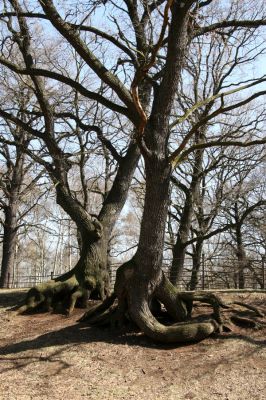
0 289 265 400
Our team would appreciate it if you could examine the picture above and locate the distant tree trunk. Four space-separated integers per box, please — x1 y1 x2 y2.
189 239 204 290
170 140 204 285
170 192 194 284
0 204 18 287
233 202 248 289
0 134 26 288
235 226 247 289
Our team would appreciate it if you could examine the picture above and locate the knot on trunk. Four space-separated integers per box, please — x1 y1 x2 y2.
91 219 103 239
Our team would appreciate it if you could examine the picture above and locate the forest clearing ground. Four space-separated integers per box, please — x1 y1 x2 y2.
0 289 265 400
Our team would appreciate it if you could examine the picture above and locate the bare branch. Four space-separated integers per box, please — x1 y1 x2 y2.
38 0 136 114
169 90 266 168
178 139 266 164
196 19 266 37
0 57 131 119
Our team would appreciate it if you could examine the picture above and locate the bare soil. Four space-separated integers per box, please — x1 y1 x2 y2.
0 289 265 400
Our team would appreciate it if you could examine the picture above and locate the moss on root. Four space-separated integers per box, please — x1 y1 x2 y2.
17 267 110 315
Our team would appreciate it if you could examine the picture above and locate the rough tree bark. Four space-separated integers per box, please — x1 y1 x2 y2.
81 1 226 343
0 133 27 288
0 204 18 288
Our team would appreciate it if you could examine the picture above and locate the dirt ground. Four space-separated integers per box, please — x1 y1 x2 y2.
0 289 265 400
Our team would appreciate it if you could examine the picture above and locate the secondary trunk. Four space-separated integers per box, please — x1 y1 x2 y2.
17 223 110 315
18 138 141 314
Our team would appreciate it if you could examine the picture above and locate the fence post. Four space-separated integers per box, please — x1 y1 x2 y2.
51 271 54 280
7 272 10 289
202 252 205 290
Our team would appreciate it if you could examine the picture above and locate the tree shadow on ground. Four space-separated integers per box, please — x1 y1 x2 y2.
0 290 27 309
1 289 265 365
0 316 265 361
0 347 72 376
0 289 28 308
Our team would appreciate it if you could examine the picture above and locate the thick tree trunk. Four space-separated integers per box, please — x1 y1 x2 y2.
17 226 110 315
81 3 222 342
116 160 221 342
0 132 26 288
57 228 110 295
82 164 223 342
18 138 141 314
135 157 171 273
0 205 18 288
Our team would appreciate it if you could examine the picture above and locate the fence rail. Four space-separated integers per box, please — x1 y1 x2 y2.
5 257 265 291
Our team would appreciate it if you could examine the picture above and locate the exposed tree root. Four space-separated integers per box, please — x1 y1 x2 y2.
16 266 110 316
79 262 228 343
230 315 262 329
79 262 265 343
79 293 117 322
17 277 83 315
232 301 264 317
16 223 111 315
128 297 219 343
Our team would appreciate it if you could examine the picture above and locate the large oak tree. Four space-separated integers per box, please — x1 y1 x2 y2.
0 0 265 341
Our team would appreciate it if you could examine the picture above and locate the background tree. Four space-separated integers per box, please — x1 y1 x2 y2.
218 165 266 288
0 79 46 287
167 23 266 286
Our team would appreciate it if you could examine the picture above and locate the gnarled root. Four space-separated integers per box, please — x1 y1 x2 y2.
231 301 264 318
155 274 228 325
79 261 222 343
225 301 265 330
79 293 117 322
16 267 110 315
79 262 264 342
16 277 86 315
128 296 219 343
230 315 262 329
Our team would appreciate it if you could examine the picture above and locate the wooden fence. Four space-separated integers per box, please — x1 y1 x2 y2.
4 256 265 290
